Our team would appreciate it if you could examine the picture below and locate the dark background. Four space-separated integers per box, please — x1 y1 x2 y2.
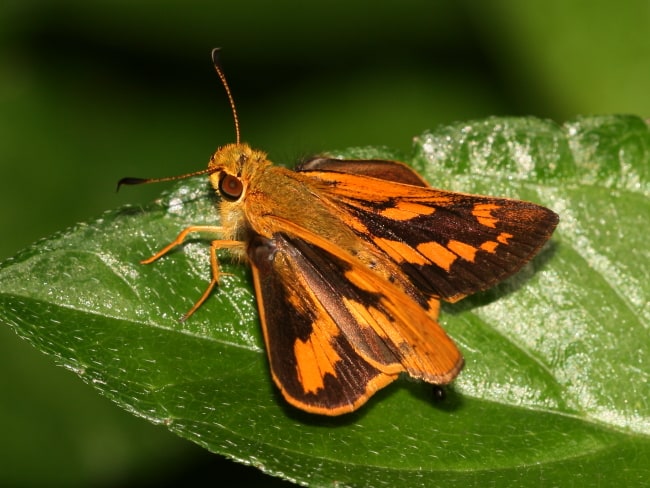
1 1 648 486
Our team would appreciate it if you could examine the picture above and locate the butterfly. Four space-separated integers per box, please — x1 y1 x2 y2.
119 49 559 416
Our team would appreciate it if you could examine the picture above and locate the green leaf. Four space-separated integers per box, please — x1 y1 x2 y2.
1 115 648 487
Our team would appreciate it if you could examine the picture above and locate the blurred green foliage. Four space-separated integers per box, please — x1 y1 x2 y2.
1 1 648 486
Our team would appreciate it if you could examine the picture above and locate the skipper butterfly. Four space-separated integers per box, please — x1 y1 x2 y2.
120 49 559 416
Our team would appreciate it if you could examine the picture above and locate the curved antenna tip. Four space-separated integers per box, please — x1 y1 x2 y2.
116 177 147 192
211 47 222 66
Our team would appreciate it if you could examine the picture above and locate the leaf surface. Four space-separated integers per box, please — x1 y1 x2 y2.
1 116 648 486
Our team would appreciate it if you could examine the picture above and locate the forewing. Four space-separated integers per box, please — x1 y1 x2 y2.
247 232 463 415
301 167 559 301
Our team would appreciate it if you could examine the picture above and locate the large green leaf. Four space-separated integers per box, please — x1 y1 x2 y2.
1 116 648 486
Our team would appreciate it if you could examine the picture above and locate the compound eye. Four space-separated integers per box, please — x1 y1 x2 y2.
219 173 243 200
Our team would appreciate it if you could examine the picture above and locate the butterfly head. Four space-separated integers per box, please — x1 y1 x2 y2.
207 142 270 203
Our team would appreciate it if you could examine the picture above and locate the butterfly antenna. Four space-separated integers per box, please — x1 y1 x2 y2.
117 48 240 192
211 48 240 144
116 167 214 192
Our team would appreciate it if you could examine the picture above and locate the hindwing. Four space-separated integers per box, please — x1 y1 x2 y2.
247 231 463 415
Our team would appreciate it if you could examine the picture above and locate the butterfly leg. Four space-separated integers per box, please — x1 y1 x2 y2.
141 225 244 320
141 225 225 264
180 237 244 321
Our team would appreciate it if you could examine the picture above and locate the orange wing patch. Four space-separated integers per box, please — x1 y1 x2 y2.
497 232 513 245
447 240 479 262
293 318 342 395
472 203 500 228
479 240 499 253
416 241 457 271
380 201 436 220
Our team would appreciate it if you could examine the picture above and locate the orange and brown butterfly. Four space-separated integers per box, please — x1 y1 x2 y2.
119 49 559 416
